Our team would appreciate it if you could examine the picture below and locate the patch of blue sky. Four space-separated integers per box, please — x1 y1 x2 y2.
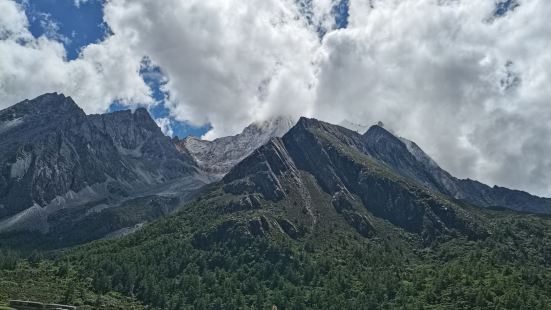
295 0 349 39
19 0 210 138
495 0 519 17
18 0 106 60
333 0 349 29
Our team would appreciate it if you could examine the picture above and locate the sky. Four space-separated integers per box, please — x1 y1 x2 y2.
1 0 551 197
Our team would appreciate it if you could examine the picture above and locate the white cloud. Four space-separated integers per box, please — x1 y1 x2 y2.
2 0 551 196
155 117 174 137
0 0 28 38
73 0 92 8
312 0 551 196
35 12 71 45
101 0 321 139
0 0 153 114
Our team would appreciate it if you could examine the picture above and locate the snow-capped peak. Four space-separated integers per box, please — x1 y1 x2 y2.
176 116 296 178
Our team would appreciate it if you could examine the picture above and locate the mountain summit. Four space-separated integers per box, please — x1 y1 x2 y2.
1 93 551 248
220 116 486 241
175 116 295 179
362 124 551 214
0 93 204 240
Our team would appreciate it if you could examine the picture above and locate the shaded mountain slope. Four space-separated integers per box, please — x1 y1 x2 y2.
0 93 205 240
89 108 198 182
362 125 551 214
0 93 123 219
222 117 486 242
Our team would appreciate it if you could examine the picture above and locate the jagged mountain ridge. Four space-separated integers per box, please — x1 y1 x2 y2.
0 93 205 236
319 119 551 214
1 92 550 246
174 117 295 178
218 117 487 242
88 108 198 183
362 125 551 214
220 116 551 215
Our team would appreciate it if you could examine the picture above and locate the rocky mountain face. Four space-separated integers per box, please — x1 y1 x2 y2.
0 93 205 240
217 117 551 247
331 120 551 214
1 93 550 248
88 108 198 183
219 117 487 243
174 117 295 179
362 124 551 214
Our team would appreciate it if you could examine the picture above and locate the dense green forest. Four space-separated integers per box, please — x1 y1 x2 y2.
2 201 551 309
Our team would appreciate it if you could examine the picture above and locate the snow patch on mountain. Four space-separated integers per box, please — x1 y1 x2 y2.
176 116 296 178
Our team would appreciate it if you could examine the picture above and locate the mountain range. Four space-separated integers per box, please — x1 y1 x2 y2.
1 93 551 308
0 93 550 246
174 116 295 179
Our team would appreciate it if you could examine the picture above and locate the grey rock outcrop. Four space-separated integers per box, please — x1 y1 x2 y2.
0 93 204 236
223 117 487 241
362 124 551 214
175 116 295 179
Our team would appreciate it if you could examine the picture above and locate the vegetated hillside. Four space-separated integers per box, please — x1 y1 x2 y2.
2 118 551 309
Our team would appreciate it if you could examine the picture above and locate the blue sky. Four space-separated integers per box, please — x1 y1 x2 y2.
333 0 349 29
21 0 105 61
18 0 211 138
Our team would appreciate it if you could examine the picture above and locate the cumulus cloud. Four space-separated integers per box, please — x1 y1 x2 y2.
101 0 324 139
311 0 551 196
2 0 551 196
100 0 550 196
0 0 153 113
